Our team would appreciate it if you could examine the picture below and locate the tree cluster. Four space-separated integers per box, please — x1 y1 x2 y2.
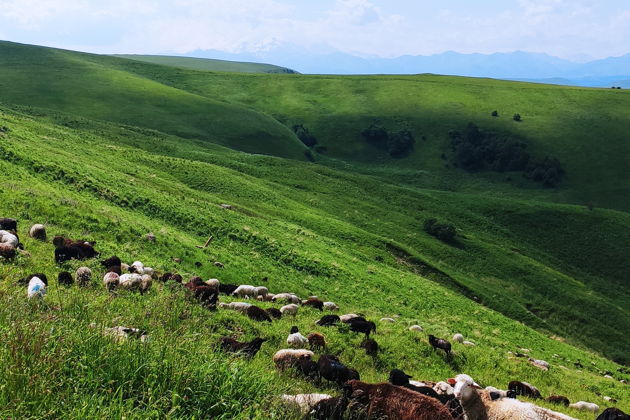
361 124 416 157
292 124 318 148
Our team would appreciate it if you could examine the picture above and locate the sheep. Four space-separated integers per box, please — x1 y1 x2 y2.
58 271 73 286
596 408 629 420
219 337 266 358
101 256 122 269
273 293 300 304
428 334 451 356
0 243 16 259
529 358 550 370
232 284 256 298
280 303 299 316
103 272 119 291
286 326 308 348
281 394 333 415
253 286 268 297
273 349 314 371
485 386 517 399
453 333 464 343
143 267 154 277
0 230 19 248
227 302 251 313
508 380 542 399
218 283 238 295
343 380 454 420
308 396 345 420
140 274 152 294
316 314 340 326
303 298 324 311
27 276 47 299
569 401 599 413
317 354 359 386
409 324 424 332
463 340 476 346
119 273 142 290
434 381 455 395
75 267 92 287
256 293 274 302
27 224 46 241
120 262 130 273
452 374 577 420
266 307 282 319
347 319 377 337
388 369 440 398
308 332 326 350
0 218 17 231
53 236 99 262
323 301 339 311
380 317 396 323
129 261 144 274
205 278 220 288
246 305 272 322
18 273 48 286
339 313 360 323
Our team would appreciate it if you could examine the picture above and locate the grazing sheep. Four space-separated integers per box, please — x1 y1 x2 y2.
219 337 266 358
596 408 629 420
18 273 48 286
280 303 299 316
546 396 570 406
273 292 300 304
317 354 360 386
428 334 451 356
0 242 16 259
246 305 272 322
287 326 309 348
485 386 517 399
273 349 314 371
253 286 268 297
452 374 577 420
453 333 464 343
143 267 154 277
308 396 345 420
106 265 122 275
29 224 46 241
266 307 282 319
347 319 377 337
463 340 476 346
206 278 220 288
227 302 251 313
53 236 99 261
233 284 256 298
0 230 19 248
218 283 238 295
340 313 360 323
281 394 333 415
323 301 339 311
103 272 119 291
120 262 130 272
569 401 599 413
303 298 324 311
129 261 144 274
380 317 395 323
256 293 274 302
140 274 152 294
529 358 550 370
508 380 542 399
308 332 327 350
119 273 142 290
389 369 440 398
343 380 454 420
27 276 47 299
58 271 73 286
409 324 424 332
316 314 340 326
0 218 17 231
434 381 455 395
101 256 122 268
357 338 378 356
76 267 92 287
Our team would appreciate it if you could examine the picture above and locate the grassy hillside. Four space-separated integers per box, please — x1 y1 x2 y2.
0 41 307 159
115 54 298 74
0 106 628 418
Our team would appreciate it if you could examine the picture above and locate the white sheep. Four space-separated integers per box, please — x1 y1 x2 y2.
569 401 599 413
29 224 46 241
253 286 268 297
323 301 339 311
463 340 476 346
281 394 332 414
206 278 220 288
228 302 251 313
453 333 464 343
232 285 256 298
409 325 424 332
76 267 92 286
256 293 274 302
434 381 455 395
130 261 145 275
103 272 119 290
484 386 513 399
273 293 300 304
340 313 359 323
140 274 152 293
143 267 154 277
529 358 550 370
280 304 299 316
121 262 130 272
27 277 46 299
380 317 395 323
287 327 309 348
273 349 314 370
119 273 142 290
0 230 19 248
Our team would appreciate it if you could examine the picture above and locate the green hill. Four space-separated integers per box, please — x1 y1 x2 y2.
115 54 298 74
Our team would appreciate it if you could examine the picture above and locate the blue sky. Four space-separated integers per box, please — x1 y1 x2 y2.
0 0 628 61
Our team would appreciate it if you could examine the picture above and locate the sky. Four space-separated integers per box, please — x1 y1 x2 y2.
0 0 628 61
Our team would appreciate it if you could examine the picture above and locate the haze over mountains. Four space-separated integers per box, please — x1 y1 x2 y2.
186 45 630 87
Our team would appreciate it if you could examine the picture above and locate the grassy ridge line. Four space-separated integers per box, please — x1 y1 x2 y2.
0 41 307 159
115 54 297 74
2 105 627 364
0 109 627 419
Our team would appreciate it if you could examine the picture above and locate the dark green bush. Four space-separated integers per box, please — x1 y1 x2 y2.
492 110 499 117
423 218 457 242
513 113 522 122
292 124 318 147
387 129 415 157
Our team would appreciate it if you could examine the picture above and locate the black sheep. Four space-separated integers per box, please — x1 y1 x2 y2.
360 338 378 356
297 357 320 381
219 283 238 295
317 354 360 386
348 320 376 337
508 381 541 399
343 316 368 324
106 265 122 275
246 305 272 322
317 314 340 326
546 395 570 406
428 335 451 356
100 256 122 268
303 297 324 311
596 408 630 420
0 218 17 231
219 337 266 358
57 271 73 286
266 307 282 319
18 273 48 286
159 272 173 282
308 396 346 420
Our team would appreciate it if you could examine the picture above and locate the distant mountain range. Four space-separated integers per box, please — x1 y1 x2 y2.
184 46 630 87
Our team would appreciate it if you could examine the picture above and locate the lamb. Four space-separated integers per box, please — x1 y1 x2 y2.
205 278 220 288
232 285 256 298
343 380 454 420
58 271 74 286
317 354 360 386
29 224 47 241
308 332 326 350
303 298 324 311
101 256 122 269
596 408 629 420
53 236 99 262
27 276 47 299
253 286 268 297
246 305 272 322
256 293 274 302
103 272 119 291
280 303 299 316
273 349 314 371
281 394 333 415
428 334 451 356
0 218 17 231
0 242 16 259
409 324 424 332
218 283 238 295
452 374 578 420
546 396 570 406
339 313 360 323
129 261 144 274
273 293 300 304
348 319 377 337
529 358 550 370
463 340 476 346
219 337 266 358
380 317 395 323
287 326 309 348
0 230 19 248
18 273 48 286
140 274 152 294
76 267 92 287
227 302 251 313
508 380 542 399
569 401 599 413
453 333 465 343
266 307 282 319
316 314 340 326
323 301 339 311
360 338 378 356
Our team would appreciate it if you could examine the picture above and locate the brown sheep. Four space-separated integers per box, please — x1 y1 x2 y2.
303 297 324 311
219 337 266 358
273 349 314 371
360 338 378 356
0 243 16 260
0 218 17 231
246 305 272 322
546 395 570 406
343 380 454 420
307 332 326 350
266 307 282 319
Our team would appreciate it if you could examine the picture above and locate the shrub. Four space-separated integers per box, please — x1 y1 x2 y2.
387 129 415 157
361 124 388 144
513 113 522 122
292 124 317 147
492 110 499 117
423 218 457 242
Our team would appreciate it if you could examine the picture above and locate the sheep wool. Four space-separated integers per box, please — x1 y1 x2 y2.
76 267 92 287
323 301 339 311
287 332 309 348
27 277 46 299
280 304 299 316
273 349 314 370
569 401 599 413
103 272 119 290
453 333 464 343
281 394 332 414
29 224 47 241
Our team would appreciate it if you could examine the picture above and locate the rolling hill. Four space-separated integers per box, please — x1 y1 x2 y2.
0 41 628 418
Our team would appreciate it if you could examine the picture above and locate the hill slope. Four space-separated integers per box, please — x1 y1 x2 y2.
115 54 298 73
0 106 628 418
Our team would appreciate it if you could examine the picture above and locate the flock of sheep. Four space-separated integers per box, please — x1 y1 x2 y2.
1 217 628 420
